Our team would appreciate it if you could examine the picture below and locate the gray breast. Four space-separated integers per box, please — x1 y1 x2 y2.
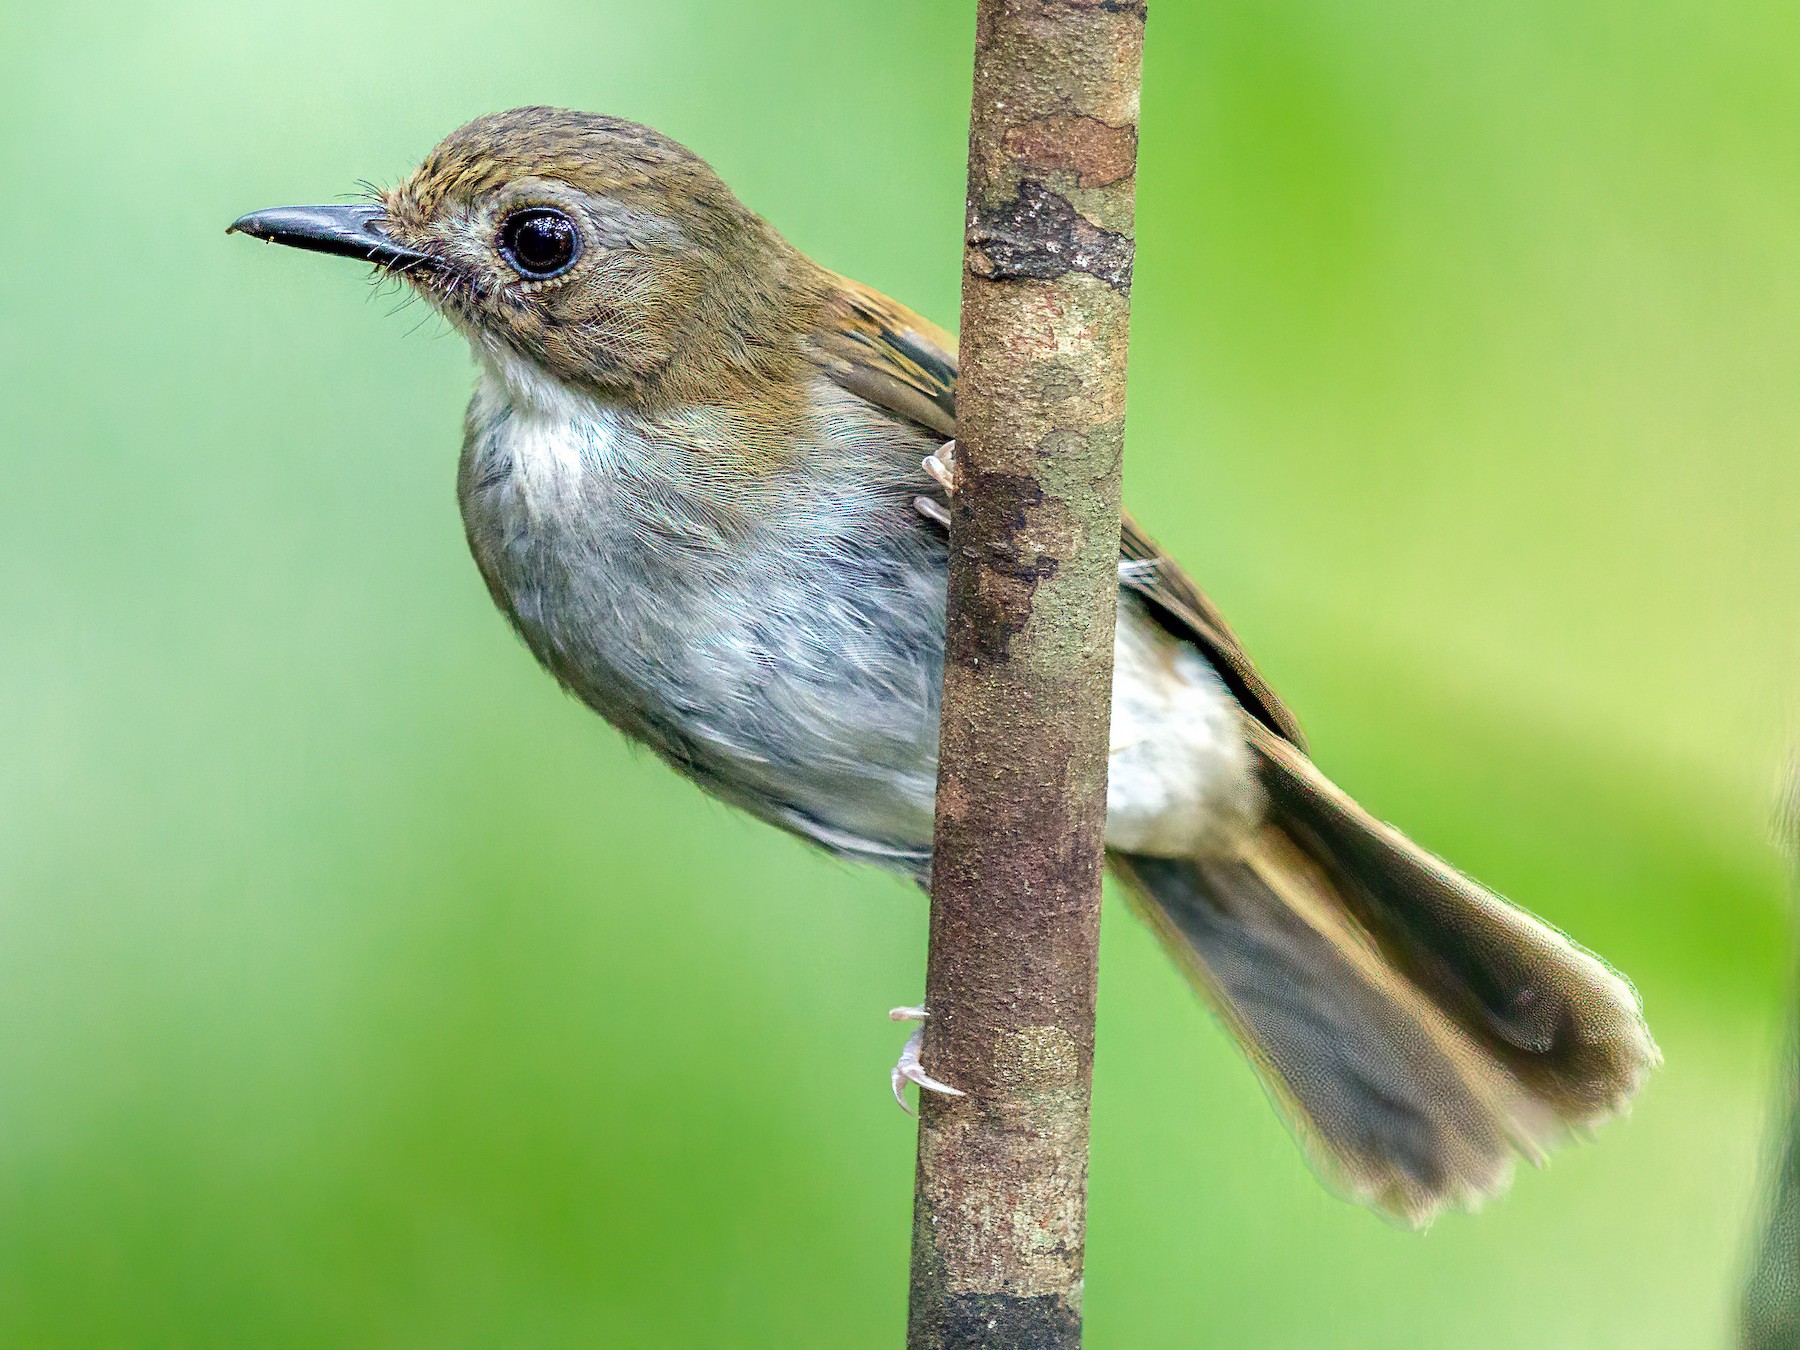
456 366 950 871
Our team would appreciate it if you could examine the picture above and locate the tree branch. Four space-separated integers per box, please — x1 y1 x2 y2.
907 3 1145 1347
1740 770 1800 1349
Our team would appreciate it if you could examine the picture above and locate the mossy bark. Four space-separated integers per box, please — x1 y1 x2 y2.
907 3 1145 1347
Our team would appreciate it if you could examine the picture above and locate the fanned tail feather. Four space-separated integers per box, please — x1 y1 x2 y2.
1113 725 1658 1225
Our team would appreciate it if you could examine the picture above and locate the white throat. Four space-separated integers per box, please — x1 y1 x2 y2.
468 344 642 515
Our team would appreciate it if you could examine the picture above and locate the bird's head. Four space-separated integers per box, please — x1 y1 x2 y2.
230 107 820 407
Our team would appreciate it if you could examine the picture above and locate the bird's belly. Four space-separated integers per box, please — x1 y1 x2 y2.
458 425 947 863
456 385 1257 866
474 509 1258 865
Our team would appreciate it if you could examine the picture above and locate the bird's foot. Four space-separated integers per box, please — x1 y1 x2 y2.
913 495 951 529
924 440 957 493
913 440 958 531
889 1005 965 1114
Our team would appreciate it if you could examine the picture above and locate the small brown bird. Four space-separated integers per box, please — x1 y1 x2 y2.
230 106 1657 1224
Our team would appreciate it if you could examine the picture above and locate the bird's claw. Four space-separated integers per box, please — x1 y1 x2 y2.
913 495 951 529
889 1005 965 1114
923 440 957 494
914 441 958 531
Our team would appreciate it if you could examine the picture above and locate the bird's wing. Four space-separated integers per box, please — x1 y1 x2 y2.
806 276 1305 749
1117 514 1305 748
807 275 959 439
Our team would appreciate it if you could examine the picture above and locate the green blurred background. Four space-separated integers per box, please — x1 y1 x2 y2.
3 1 1797 1345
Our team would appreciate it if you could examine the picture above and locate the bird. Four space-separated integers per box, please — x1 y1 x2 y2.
229 105 1657 1225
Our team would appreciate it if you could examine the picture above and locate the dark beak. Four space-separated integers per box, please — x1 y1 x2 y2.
226 203 432 269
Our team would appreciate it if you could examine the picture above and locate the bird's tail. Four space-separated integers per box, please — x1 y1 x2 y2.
1111 722 1659 1225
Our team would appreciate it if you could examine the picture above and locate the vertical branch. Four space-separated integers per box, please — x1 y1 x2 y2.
907 3 1145 1348
1740 771 1800 1349
1741 1045 1800 1350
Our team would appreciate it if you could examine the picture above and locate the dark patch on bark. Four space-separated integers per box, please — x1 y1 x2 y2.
1055 0 1148 16
966 180 1135 296
909 1292 1083 1350
949 472 1060 664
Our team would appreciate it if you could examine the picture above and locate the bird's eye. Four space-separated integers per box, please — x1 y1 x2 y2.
498 208 580 280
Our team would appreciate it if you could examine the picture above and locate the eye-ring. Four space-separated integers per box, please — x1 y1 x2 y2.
498 207 581 281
